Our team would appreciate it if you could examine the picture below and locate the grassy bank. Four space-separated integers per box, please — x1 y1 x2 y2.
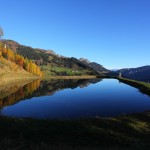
0 72 40 85
0 73 103 85
44 75 99 79
0 111 150 150
117 77 150 96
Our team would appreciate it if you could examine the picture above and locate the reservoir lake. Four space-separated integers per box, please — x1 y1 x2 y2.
0 78 150 119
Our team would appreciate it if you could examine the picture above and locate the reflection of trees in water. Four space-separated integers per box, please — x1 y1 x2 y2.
0 79 41 108
0 78 102 108
35 78 102 97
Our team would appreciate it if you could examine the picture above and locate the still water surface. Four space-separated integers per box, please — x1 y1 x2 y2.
0 78 150 119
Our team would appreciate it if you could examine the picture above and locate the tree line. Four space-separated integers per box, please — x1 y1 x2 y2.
0 42 44 76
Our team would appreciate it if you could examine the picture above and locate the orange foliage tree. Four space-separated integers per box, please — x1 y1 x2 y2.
0 42 44 76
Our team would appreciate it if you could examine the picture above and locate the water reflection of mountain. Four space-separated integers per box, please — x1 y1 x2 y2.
0 79 41 108
0 78 102 108
35 78 102 97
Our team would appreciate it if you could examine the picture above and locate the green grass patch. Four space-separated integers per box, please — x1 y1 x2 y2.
41 65 92 76
118 77 150 96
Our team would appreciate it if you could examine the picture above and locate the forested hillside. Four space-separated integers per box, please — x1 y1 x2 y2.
1 40 104 76
0 42 43 76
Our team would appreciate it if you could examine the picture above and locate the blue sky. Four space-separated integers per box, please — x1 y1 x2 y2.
0 0 150 69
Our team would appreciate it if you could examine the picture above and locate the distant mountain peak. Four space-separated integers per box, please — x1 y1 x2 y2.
45 50 56 55
79 57 91 64
79 58 109 73
117 66 150 82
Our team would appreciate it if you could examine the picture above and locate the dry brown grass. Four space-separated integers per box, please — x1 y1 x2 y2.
44 75 98 79
0 72 40 85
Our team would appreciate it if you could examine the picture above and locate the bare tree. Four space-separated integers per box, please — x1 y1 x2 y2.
0 27 4 39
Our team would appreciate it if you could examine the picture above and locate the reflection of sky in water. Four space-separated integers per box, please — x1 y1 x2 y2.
1 79 150 119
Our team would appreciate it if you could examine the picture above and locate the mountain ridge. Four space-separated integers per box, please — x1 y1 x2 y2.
79 57 109 73
1 39 150 82
1 39 108 76
117 65 150 82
